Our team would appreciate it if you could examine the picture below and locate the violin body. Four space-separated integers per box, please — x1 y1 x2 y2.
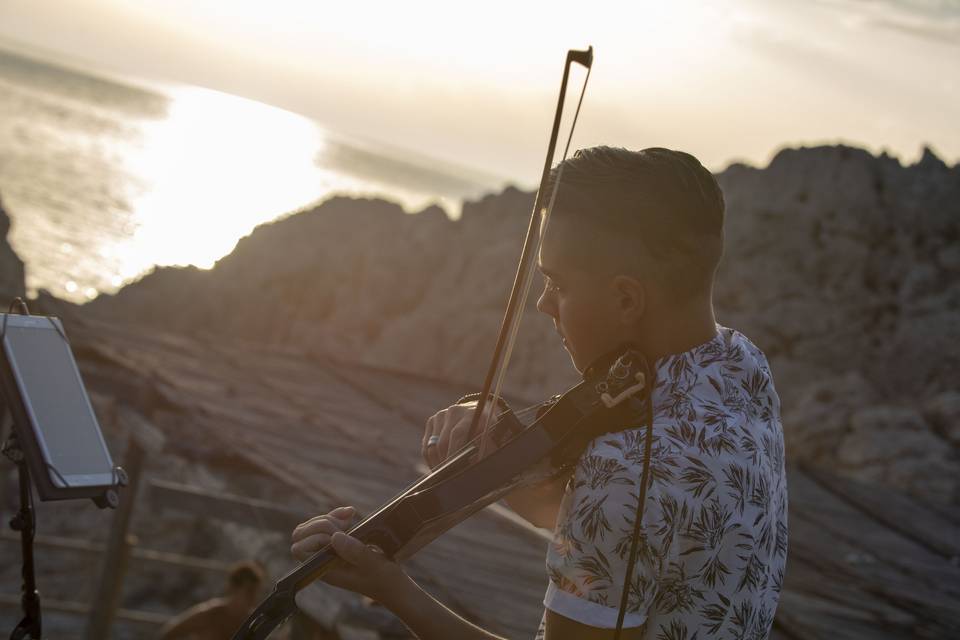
231 347 649 639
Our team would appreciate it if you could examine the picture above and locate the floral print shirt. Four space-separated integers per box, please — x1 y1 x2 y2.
536 326 787 639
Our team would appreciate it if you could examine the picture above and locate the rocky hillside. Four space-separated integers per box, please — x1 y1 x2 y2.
715 146 960 501
74 144 960 502
87 190 578 396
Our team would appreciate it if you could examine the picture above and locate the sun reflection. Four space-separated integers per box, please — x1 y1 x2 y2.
117 86 330 278
88 84 492 296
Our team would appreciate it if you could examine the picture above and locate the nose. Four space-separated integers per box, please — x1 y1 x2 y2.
536 284 556 318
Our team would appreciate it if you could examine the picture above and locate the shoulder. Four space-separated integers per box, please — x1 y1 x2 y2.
656 326 781 432
187 598 230 621
174 599 219 621
714 326 777 392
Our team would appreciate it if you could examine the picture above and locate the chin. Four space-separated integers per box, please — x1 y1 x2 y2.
565 348 584 374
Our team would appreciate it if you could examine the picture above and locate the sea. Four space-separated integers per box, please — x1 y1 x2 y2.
0 47 504 303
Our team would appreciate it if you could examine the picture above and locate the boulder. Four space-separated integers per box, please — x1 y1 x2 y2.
924 391 960 447
838 406 932 467
786 371 877 462
835 406 957 502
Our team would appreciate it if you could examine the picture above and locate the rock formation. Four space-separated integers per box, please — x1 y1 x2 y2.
87 190 578 396
0 194 25 302
85 145 960 502
715 145 960 501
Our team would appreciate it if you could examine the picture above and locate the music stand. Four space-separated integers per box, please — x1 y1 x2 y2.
0 299 126 639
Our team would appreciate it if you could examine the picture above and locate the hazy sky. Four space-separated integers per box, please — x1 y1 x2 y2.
1 0 957 182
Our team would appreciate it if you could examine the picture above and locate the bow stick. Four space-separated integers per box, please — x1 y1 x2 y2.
472 46 593 457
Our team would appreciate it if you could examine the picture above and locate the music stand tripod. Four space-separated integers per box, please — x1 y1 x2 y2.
1 408 41 640
0 300 125 639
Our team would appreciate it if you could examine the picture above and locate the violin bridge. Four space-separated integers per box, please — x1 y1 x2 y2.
600 372 646 408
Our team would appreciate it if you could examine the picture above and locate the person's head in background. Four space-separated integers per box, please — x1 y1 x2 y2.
225 561 265 612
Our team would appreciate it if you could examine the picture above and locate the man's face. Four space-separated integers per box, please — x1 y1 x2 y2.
535 217 630 373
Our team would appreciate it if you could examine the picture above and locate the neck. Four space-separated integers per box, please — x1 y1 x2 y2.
632 295 718 362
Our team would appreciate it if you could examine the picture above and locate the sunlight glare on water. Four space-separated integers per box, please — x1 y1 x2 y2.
114 86 337 279
0 53 497 304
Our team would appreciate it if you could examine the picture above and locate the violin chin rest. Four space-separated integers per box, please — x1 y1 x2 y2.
600 372 646 408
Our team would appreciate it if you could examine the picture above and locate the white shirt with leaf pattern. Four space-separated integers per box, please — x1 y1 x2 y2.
536 326 787 640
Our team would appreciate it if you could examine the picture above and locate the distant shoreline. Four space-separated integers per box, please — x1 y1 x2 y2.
0 37 513 190
0 46 513 302
0 35 179 98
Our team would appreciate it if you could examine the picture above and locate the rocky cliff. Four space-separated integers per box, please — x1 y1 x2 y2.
714 145 960 501
86 145 960 502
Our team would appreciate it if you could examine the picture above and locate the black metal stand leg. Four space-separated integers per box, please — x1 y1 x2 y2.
4 436 41 640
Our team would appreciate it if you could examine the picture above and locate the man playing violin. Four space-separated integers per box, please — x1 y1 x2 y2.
291 146 788 639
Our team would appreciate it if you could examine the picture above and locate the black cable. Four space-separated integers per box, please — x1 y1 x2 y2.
8 298 29 315
3 298 69 345
2 297 31 342
613 355 656 638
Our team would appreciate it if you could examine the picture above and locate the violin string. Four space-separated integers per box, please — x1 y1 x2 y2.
562 64 591 169
459 50 585 461
477 63 593 459
542 62 590 240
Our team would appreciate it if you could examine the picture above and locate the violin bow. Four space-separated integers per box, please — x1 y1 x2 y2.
230 46 595 640
472 46 593 456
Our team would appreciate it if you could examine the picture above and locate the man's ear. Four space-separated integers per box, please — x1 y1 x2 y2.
611 274 645 324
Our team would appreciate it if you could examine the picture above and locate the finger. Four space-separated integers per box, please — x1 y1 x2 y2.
295 505 354 530
445 420 473 460
447 399 502 459
426 405 474 467
291 533 332 562
477 398 498 425
330 531 384 570
427 408 459 468
293 510 349 541
421 414 434 449
437 410 473 461
292 507 354 541
422 414 439 466
457 409 486 453
434 411 455 462
331 505 355 522
292 517 342 544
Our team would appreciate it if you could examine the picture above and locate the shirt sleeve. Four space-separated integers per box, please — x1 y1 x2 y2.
543 439 674 629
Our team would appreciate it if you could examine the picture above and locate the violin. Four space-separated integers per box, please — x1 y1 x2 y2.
231 347 651 639
232 46 656 640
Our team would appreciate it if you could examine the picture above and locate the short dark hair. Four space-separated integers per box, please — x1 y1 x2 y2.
227 561 264 591
547 146 725 299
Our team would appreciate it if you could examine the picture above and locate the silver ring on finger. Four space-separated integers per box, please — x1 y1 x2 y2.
427 435 440 447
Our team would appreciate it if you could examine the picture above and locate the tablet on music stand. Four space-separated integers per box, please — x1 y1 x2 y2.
0 313 121 503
